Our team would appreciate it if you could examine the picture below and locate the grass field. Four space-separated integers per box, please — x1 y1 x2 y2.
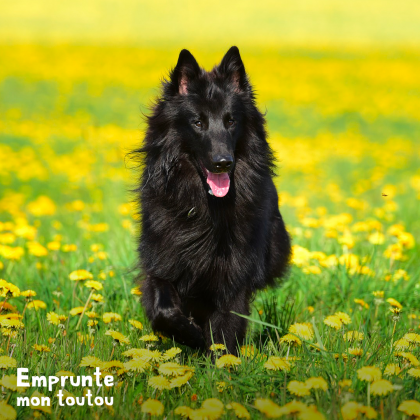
1 2 420 419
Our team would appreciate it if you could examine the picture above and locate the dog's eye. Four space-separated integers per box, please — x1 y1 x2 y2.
194 121 202 128
228 119 235 126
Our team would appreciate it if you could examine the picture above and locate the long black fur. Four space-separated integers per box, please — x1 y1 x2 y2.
134 47 291 354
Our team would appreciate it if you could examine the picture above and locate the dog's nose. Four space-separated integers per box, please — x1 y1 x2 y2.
211 155 234 173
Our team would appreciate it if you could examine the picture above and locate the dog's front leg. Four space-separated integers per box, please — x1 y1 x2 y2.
141 276 205 350
204 291 250 355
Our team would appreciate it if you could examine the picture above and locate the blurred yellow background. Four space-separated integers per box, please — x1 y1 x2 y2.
2 0 420 48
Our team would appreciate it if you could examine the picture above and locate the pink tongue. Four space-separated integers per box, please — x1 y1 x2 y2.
206 172 230 197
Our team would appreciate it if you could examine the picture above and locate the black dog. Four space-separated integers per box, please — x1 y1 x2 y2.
136 46 291 354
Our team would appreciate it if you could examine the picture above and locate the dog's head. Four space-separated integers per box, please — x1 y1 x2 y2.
165 47 254 197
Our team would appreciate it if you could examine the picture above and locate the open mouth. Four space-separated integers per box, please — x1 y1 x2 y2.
202 167 230 198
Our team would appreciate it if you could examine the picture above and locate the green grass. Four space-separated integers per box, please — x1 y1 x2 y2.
0 42 420 419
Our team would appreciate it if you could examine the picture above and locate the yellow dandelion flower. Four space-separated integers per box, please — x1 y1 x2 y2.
254 398 284 418
302 265 322 274
339 379 352 388
215 354 241 369
27 300 46 310
123 358 150 372
56 370 75 377
84 280 103 291
339 253 359 269
280 333 302 346
123 348 161 361
354 298 369 309
300 409 326 420
33 344 50 353
394 338 410 350
91 294 104 302
139 333 159 342
70 306 86 316
0 400 17 420
175 406 193 418
141 399 164 416
148 375 171 390
79 356 103 368
359 405 377 419
210 343 226 351
21 290 37 297
47 241 61 251
384 364 401 376
383 243 404 260
131 286 142 296
158 362 193 377
216 381 229 392
319 254 339 267
387 298 402 309
404 333 420 344
343 331 364 341
30 391 51 413
163 347 182 360
264 356 292 372
324 315 342 329
87 320 98 327
0 302 17 312
368 232 385 245
226 402 250 419
357 366 382 382
389 269 410 282
1 328 18 338
0 246 24 261
170 372 194 388
398 400 420 417
0 280 20 298
306 377 328 391
55 389 76 401
103 360 124 371
289 323 314 340
0 374 25 392
370 379 394 396
407 368 420 378
0 318 24 329
398 232 415 249
69 270 93 281
348 348 363 356
279 400 307 415
372 291 384 298
335 312 351 325
291 245 311 267
47 312 67 325
27 242 48 257
395 352 420 366
198 398 224 418
341 402 369 420
0 356 17 368
288 380 310 396
390 307 402 316
103 312 122 323
105 330 130 344
128 319 143 330
240 345 255 357
85 311 99 318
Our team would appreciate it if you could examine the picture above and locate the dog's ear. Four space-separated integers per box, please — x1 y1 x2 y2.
219 46 248 92
171 49 200 95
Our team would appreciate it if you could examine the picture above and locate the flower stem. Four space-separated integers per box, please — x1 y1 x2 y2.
76 289 93 330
